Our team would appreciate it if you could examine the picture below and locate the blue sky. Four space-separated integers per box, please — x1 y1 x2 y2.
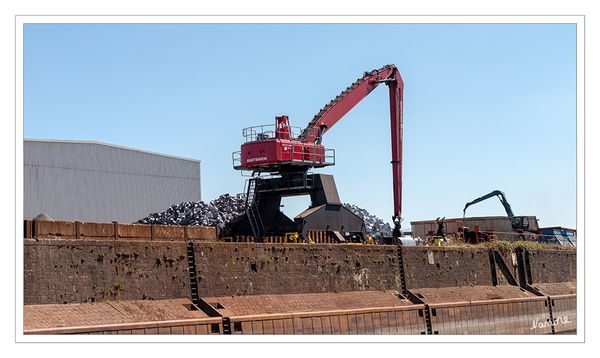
24 23 576 229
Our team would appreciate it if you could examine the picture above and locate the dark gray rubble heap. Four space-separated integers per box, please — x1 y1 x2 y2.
136 194 246 227
137 194 392 236
343 203 392 237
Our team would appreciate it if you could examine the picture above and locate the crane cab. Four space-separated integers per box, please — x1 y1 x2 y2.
232 116 335 173
510 216 530 231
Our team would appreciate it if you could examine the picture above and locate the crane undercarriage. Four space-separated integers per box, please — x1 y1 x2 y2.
223 172 367 243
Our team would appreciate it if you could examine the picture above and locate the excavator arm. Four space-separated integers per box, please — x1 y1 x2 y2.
463 190 515 218
298 65 404 236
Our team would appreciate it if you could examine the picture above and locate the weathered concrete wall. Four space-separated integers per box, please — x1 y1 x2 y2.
24 239 190 305
401 246 493 289
527 249 576 284
24 235 576 305
24 240 399 304
193 243 399 296
401 246 576 290
495 249 520 286
492 248 576 287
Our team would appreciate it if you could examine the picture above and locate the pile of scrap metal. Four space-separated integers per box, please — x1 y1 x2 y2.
137 194 246 227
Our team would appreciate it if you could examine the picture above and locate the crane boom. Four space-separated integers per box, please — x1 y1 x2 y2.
463 190 515 218
298 65 404 233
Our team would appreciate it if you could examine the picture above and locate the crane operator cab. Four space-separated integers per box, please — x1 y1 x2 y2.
511 216 530 231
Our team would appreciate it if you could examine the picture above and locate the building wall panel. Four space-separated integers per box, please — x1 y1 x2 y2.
24 139 201 223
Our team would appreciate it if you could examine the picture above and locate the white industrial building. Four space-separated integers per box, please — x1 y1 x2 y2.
24 139 201 223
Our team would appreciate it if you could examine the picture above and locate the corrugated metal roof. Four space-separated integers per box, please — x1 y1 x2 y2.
24 138 201 163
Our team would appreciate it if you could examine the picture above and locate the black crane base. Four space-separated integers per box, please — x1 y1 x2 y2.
224 211 297 239
223 173 367 243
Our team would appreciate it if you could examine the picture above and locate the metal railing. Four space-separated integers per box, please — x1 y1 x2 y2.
232 145 335 170
232 151 241 164
245 178 264 242
258 172 314 192
279 143 335 166
232 151 242 168
241 124 323 143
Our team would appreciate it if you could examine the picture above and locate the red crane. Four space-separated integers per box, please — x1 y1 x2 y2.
232 64 404 239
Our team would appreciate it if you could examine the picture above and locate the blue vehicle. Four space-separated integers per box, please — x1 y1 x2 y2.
538 227 576 247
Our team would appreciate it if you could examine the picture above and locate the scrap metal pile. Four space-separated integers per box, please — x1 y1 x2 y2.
137 194 392 237
342 203 392 237
136 194 246 227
